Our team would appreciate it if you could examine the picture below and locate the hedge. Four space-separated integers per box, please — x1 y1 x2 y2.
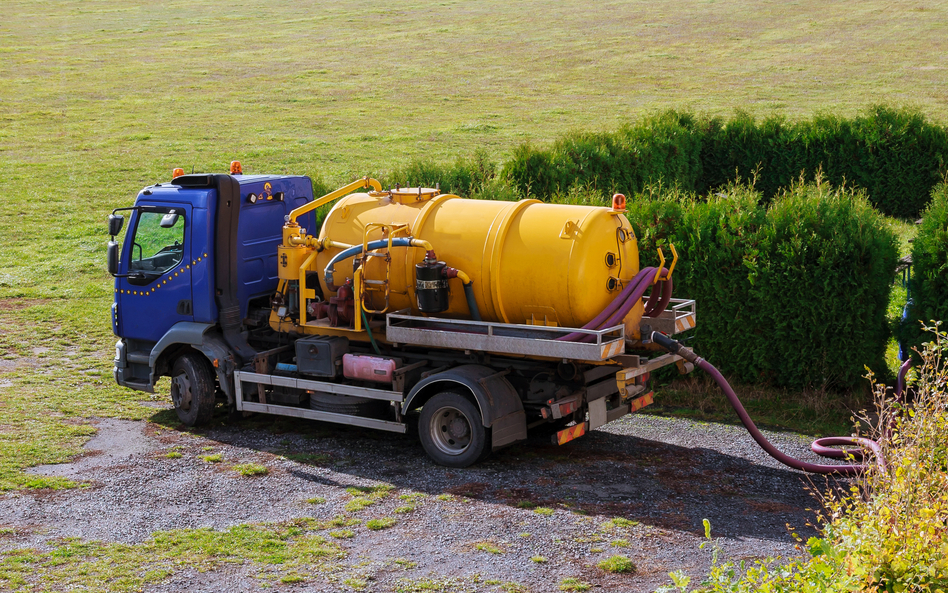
899 183 948 358
627 180 899 390
504 106 948 218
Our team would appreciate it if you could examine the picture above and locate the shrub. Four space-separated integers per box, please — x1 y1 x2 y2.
628 179 899 389
384 149 498 197
504 106 948 217
659 330 948 592
504 110 703 199
900 183 948 358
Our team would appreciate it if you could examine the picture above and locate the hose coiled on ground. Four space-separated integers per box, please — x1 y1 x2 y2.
651 331 890 476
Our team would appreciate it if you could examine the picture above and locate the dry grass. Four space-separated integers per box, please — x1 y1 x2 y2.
651 373 863 436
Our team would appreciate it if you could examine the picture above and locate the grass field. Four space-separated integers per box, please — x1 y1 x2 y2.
0 0 945 488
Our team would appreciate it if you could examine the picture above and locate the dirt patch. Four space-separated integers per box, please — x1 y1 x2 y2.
28 418 157 480
0 298 50 311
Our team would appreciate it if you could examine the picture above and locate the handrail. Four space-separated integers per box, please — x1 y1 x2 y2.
287 177 382 225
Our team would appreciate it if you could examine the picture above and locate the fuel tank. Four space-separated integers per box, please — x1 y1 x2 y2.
315 187 643 332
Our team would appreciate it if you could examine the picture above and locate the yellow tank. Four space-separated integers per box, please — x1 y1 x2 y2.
312 187 643 333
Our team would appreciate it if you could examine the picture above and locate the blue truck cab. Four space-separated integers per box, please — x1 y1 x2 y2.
108 172 315 423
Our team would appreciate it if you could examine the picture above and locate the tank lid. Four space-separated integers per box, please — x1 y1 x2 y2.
389 187 440 203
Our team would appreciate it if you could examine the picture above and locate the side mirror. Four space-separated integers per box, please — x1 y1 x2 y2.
108 214 124 236
159 212 179 228
107 241 119 276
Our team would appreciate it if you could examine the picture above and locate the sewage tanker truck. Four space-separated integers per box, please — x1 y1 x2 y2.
108 164 696 467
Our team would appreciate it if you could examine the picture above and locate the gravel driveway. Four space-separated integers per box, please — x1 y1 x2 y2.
0 406 844 592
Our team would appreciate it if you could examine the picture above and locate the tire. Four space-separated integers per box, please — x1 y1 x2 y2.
170 353 217 426
418 391 489 468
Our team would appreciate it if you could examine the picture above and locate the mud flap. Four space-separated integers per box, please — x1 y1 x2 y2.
491 410 527 449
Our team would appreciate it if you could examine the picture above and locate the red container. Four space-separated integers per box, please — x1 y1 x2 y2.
342 354 400 383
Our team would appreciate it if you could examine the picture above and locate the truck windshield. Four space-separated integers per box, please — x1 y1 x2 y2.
128 211 184 274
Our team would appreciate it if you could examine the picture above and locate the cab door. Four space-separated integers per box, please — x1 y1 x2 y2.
116 205 193 344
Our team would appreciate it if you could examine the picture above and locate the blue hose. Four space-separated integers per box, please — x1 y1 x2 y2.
324 238 415 287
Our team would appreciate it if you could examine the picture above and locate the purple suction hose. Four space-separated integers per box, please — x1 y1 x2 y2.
644 276 673 318
651 332 886 475
556 267 656 342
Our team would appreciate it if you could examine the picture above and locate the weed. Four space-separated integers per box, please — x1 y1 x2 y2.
345 498 375 512
395 576 466 592
305 497 326 505
393 558 417 569
200 453 223 463
610 518 638 528
531 555 547 563
280 574 306 584
366 517 396 531
611 539 629 548
344 577 368 590
164 451 182 459
598 554 636 573
399 493 426 502
474 541 504 554
0 519 345 590
515 500 536 509
559 577 591 592
328 516 360 528
436 494 453 502
394 505 414 514
345 484 393 498
233 463 268 476
533 507 554 516
661 332 948 591
330 529 355 539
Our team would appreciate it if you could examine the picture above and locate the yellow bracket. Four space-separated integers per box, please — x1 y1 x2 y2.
665 244 678 280
354 270 363 332
653 244 679 283
297 249 319 326
653 248 666 285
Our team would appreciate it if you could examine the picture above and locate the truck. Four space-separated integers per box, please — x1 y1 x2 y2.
107 163 696 467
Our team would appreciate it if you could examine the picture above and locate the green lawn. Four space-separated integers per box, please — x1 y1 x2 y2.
0 0 944 488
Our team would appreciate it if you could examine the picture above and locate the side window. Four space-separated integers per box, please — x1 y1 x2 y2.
129 211 184 273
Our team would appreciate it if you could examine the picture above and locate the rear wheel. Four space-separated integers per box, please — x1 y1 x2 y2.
170 353 216 426
419 391 489 467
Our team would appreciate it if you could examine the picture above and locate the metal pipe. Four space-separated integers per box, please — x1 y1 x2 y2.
443 267 481 321
323 238 415 288
462 282 481 321
288 177 382 225
650 331 885 475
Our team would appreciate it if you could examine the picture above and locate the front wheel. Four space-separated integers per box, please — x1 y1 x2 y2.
418 392 489 468
170 353 217 426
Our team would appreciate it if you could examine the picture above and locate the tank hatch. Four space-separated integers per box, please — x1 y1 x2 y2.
389 187 440 203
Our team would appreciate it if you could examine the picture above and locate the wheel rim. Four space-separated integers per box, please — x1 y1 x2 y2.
171 373 192 411
429 405 472 456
